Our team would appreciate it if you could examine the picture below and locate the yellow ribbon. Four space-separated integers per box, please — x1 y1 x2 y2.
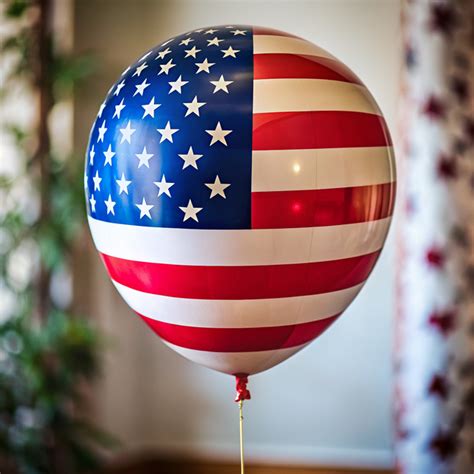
239 399 245 474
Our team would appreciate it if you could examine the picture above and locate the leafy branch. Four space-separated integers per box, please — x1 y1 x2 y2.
0 1 114 472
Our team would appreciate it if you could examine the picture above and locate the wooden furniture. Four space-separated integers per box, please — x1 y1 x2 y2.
104 456 394 474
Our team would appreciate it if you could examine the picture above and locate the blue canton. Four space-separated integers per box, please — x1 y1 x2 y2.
85 25 253 229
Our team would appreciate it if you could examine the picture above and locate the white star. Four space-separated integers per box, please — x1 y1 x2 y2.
157 121 179 143
158 59 176 75
204 28 218 35
231 29 247 36
133 61 148 77
116 173 131 194
134 78 150 96
98 102 106 117
113 98 126 119
195 58 215 74
194 28 204 33
185 46 201 58
92 170 102 191
97 120 107 142
153 175 175 197
210 75 233 93
104 194 116 215
119 120 136 144
135 146 154 168
89 145 95 165
178 146 203 169
207 36 223 47
221 46 239 58
136 197 154 219
142 96 161 118
183 96 206 117
205 175 231 198
179 199 203 222
114 80 126 96
168 75 189 94
156 47 171 60
180 37 194 46
103 144 116 166
89 194 96 212
206 122 232 146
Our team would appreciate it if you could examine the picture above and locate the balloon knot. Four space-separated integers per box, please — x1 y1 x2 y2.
234 374 251 402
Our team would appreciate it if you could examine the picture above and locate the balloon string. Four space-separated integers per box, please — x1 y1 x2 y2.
234 374 250 474
239 399 245 474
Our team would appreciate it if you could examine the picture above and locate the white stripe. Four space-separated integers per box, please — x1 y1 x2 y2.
253 79 380 115
89 216 391 265
253 35 335 59
113 280 363 328
163 340 309 375
252 147 395 192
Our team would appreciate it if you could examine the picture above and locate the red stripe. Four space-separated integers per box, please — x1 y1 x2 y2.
253 111 392 150
252 26 299 37
254 54 362 83
140 314 339 352
251 183 395 229
101 251 380 300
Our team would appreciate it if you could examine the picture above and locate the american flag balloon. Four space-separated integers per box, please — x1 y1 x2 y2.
85 25 396 377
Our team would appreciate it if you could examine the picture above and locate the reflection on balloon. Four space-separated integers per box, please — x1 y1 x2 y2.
293 162 301 174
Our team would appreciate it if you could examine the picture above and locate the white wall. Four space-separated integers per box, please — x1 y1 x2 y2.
74 0 401 468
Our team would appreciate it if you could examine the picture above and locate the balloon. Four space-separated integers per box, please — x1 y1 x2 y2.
85 25 396 377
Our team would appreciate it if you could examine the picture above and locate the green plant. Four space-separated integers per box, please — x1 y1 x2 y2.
0 0 114 472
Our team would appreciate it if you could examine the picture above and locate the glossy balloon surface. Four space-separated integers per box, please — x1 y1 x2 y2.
85 25 396 375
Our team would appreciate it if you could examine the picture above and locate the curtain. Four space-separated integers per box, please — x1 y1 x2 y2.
396 0 474 472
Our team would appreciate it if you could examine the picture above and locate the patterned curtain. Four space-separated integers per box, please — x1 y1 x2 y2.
395 0 474 472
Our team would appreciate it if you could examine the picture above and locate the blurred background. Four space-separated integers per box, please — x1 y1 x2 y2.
1 1 473 474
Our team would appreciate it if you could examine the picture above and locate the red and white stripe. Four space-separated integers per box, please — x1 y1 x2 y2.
90 28 395 376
